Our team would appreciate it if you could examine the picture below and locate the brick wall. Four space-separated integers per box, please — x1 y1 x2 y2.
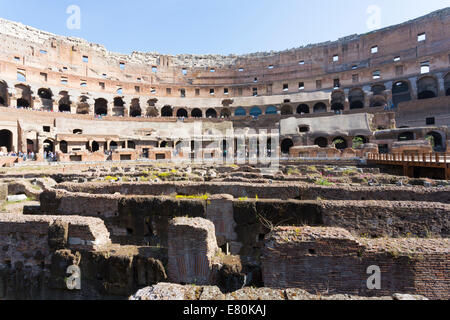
262 227 450 300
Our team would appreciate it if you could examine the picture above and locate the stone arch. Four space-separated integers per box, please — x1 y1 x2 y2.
94 98 108 116
352 136 368 148
235 107 246 116
206 108 217 118
425 131 445 152
297 104 310 114
371 84 386 96
370 96 387 108
250 107 262 117
177 108 188 118
220 108 231 118
161 106 173 117
60 140 68 154
77 96 90 114
38 88 53 110
43 139 54 154
314 137 328 148
15 84 32 108
0 81 8 106
444 73 450 96
265 106 277 115
146 106 159 117
130 99 142 117
313 102 327 113
191 108 203 118
0 129 13 152
92 141 100 152
281 138 294 154
58 91 71 113
281 104 293 115
392 80 411 107
417 76 438 100
348 88 365 109
331 90 345 112
332 137 348 150
113 97 125 116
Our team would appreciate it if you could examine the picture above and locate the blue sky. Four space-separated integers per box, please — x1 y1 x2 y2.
0 0 449 55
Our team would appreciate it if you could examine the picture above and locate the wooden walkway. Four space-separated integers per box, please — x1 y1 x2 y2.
367 153 450 179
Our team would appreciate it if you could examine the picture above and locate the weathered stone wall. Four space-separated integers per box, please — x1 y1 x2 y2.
0 214 167 299
261 227 450 300
55 181 450 203
167 217 219 285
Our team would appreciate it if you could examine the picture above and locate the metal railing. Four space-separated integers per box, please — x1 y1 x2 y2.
367 153 450 164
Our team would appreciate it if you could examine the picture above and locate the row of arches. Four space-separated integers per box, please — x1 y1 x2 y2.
280 136 370 154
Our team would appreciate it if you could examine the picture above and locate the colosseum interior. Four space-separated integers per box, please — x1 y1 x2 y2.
0 7 448 301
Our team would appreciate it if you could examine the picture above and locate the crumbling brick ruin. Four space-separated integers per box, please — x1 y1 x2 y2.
0 8 448 300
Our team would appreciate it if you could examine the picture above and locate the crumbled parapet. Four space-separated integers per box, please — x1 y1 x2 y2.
129 284 421 300
167 217 219 285
262 226 449 300
129 283 188 300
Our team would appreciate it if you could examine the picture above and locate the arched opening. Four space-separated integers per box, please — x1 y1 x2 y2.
371 84 386 96
26 139 34 153
191 108 203 118
297 104 310 114
281 105 293 115
0 129 13 152
444 73 450 96
160 141 168 148
94 98 108 116
73 129 83 134
17 98 30 108
352 136 368 148
130 99 142 117
92 141 100 152
128 141 136 149
146 107 159 117
38 88 53 110
313 102 327 113
161 106 173 117
77 96 90 114
392 81 411 107
398 132 415 141
109 141 118 151
370 96 387 108
59 104 71 112
15 84 32 109
425 131 444 152
265 106 277 115
417 76 438 100
176 108 188 118
349 89 365 109
43 139 54 154
0 81 8 106
60 141 68 154
314 137 328 148
332 137 348 150
250 107 262 117
331 91 345 113
113 97 125 116
235 107 246 116
220 108 231 118
281 138 294 155
206 109 217 118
